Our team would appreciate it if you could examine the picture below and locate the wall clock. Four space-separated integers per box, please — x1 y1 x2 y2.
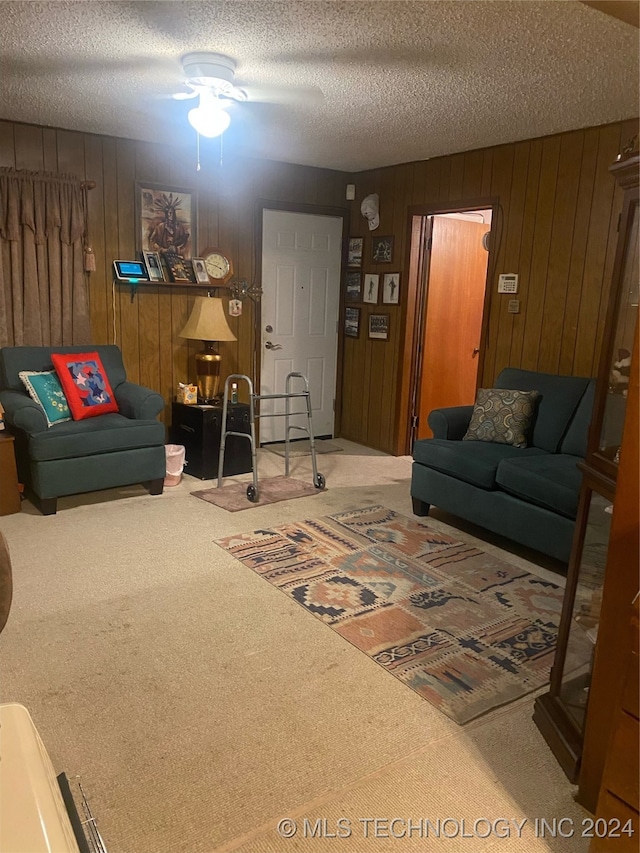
200 247 234 285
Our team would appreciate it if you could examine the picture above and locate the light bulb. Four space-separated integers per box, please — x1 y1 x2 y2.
188 90 231 138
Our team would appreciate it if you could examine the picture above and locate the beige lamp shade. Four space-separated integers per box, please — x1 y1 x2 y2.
178 296 237 343
179 296 237 403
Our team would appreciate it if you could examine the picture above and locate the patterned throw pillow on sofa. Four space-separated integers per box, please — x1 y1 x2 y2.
51 351 119 420
19 370 72 428
463 388 540 448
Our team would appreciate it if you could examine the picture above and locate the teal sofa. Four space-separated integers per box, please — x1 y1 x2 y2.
0 345 166 515
411 368 596 563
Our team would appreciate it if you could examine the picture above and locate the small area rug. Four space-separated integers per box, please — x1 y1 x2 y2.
265 438 344 457
192 475 321 512
215 505 564 723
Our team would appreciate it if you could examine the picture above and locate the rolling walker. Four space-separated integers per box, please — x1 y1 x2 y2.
217 372 325 502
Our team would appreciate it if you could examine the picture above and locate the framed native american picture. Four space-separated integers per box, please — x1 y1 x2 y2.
137 182 195 260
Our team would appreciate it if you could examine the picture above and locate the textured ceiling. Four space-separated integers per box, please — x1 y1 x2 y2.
0 1 637 172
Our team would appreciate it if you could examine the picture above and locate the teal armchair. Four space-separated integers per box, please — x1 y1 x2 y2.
0 345 166 515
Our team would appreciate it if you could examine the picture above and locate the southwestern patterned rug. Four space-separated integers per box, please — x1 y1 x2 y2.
215 505 564 724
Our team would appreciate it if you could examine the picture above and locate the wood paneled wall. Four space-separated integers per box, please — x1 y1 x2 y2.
0 120 347 427
341 119 639 454
1 117 638 455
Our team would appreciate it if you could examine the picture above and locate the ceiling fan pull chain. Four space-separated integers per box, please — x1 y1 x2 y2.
196 131 201 172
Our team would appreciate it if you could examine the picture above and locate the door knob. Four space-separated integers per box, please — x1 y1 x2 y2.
265 340 282 350
472 347 480 356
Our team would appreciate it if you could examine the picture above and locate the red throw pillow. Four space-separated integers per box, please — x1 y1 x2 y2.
51 351 119 420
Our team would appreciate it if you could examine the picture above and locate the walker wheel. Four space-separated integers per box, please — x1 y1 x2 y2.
314 473 326 490
246 484 259 502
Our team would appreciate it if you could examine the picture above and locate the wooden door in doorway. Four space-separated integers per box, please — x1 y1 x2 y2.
260 209 342 443
417 215 489 439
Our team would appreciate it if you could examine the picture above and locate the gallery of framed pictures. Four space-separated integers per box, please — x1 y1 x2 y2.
142 250 164 282
345 271 362 302
363 273 379 304
164 252 197 284
348 236 363 268
344 307 360 338
140 250 215 286
371 235 393 263
369 313 389 340
382 272 400 304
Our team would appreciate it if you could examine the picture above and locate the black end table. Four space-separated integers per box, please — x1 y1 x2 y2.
169 402 252 479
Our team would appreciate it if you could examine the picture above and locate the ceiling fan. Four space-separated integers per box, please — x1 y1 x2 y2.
170 53 247 137
171 52 324 138
174 53 249 101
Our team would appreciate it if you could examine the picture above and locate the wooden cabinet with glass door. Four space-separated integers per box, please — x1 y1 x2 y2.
533 148 639 785
592 154 639 479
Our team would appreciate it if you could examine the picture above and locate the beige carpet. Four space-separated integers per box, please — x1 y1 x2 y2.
265 438 344 457
0 440 589 853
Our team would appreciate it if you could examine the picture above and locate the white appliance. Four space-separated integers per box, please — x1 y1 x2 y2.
0 703 104 852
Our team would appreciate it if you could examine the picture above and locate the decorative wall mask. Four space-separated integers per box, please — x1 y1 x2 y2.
360 193 380 231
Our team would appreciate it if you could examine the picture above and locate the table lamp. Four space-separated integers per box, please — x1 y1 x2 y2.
179 295 237 402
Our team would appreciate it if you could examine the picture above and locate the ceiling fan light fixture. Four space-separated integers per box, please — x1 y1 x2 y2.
180 52 248 102
182 52 236 89
188 90 231 138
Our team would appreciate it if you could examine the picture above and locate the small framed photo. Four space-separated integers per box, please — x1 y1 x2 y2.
165 251 194 284
143 250 164 282
363 273 379 304
382 273 400 304
345 307 360 338
192 257 210 284
372 235 393 263
369 313 389 340
345 271 362 302
348 236 363 268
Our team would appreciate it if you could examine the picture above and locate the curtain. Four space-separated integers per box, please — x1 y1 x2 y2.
0 168 91 347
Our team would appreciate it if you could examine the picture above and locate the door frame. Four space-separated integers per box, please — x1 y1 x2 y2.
395 196 498 455
255 200 350 439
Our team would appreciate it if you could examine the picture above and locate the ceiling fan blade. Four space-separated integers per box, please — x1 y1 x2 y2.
3 55 167 78
151 89 198 102
271 45 462 71
169 88 199 101
241 83 325 106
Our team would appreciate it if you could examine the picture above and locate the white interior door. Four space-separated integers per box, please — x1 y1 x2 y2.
260 209 342 443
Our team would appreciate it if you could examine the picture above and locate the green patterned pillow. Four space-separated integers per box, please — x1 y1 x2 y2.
463 388 540 448
19 370 72 428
